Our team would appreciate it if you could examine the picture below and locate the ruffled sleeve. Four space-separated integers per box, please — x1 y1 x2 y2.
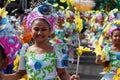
18 43 29 70
103 44 111 61
54 45 63 68
54 45 70 68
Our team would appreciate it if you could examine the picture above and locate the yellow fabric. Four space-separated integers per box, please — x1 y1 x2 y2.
14 55 28 80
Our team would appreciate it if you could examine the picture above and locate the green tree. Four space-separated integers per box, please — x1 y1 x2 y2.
93 0 120 11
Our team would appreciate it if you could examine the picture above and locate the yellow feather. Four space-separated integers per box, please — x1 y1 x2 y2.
0 8 8 18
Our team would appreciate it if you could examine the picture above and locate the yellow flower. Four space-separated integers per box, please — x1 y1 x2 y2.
106 39 111 43
76 46 83 56
77 46 92 56
60 0 66 3
0 8 8 18
19 74 29 80
66 13 70 18
83 47 92 52
113 68 120 80
59 6 65 10
7 0 16 3
53 3 58 7
69 0 74 6
103 64 111 72
74 12 83 32
94 45 102 55
66 0 71 6
113 20 120 25
99 35 104 46
101 51 106 62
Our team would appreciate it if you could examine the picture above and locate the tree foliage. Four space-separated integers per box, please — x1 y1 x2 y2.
93 0 120 11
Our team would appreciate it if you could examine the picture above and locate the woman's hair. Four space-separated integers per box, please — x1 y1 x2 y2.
111 28 120 36
31 18 51 30
0 45 7 60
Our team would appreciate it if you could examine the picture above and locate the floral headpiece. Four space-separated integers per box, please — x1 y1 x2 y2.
96 12 106 20
109 24 120 36
0 27 21 65
56 10 65 20
26 10 56 31
26 2 56 31
37 2 53 15
65 10 75 18
108 9 120 22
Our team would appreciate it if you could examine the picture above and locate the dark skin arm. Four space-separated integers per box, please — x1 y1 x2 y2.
0 70 26 80
57 68 80 80
57 68 70 80
95 55 110 67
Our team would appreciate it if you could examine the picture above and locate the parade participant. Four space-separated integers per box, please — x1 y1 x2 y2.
88 11 106 48
50 10 70 67
95 21 120 80
64 10 79 62
0 15 21 72
0 10 80 80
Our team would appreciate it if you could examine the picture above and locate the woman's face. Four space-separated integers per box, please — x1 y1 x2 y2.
66 15 74 23
31 19 51 43
57 16 64 27
111 30 120 45
96 16 104 23
57 16 64 24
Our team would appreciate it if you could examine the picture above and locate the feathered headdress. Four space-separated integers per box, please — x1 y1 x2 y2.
109 20 120 36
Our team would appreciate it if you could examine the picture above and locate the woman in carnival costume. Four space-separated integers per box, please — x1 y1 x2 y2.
0 9 21 73
50 10 70 67
96 9 120 49
0 3 80 80
95 20 120 80
84 11 95 42
88 11 106 49
64 10 79 63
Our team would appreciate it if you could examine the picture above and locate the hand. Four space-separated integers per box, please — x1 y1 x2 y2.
70 74 80 80
95 55 102 64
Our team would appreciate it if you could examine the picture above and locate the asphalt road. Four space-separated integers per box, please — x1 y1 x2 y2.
67 41 103 80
